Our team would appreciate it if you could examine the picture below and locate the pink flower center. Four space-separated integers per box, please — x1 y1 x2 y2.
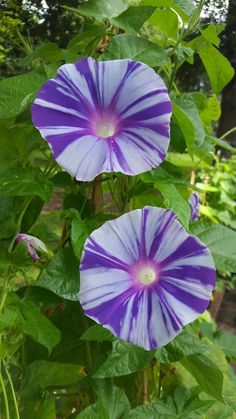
137 266 156 285
92 111 119 138
96 120 116 138
131 261 159 286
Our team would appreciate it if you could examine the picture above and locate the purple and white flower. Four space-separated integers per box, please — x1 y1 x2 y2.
189 192 200 221
16 234 48 261
79 206 216 350
31 58 172 181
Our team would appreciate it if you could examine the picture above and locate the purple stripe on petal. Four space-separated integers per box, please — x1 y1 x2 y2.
160 281 210 313
162 265 216 288
32 58 172 181
110 139 131 172
31 103 82 129
119 88 167 118
81 237 130 272
36 79 91 118
79 206 216 350
109 61 142 110
74 58 101 108
157 289 182 332
47 129 91 158
162 236 207 266
124 101 172 122
189 192 200 221
149 210 176 259
85 286 136 336
140 207 148 259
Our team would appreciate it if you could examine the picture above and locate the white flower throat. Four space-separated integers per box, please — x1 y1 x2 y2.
137 267 156 285
96 121 116 138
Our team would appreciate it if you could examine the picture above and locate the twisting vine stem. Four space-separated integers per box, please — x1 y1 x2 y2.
92 174 102 214
141 368 148 405
2 360 20 419
0 368 10 419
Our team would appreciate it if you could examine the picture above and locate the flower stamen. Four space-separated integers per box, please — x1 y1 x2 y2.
137 266 156 285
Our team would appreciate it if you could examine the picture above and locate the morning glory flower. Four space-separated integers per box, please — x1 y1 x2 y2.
16 234 47 261
189 192 200 221
79 206 216 350
31 58 172 181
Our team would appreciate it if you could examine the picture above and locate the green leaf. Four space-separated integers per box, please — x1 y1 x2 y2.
80 324 115 342
102 35 168 67
124 399 176 418
94 341 154 378
37 247 80 300
148 7 179 40
66 0 128 21
77 384 130 419
111 7 156 33
207 135 235 152
200 24 224 47
215 332 236 360
125 386 215 418
173 93 206 149
20 392 56 419
0 168 53 202
71 213 88 260
205 402 234 419
0 196 17 239
0 70 46 119
21 196 45 232
20 360 85 396
0 126 41 170
176 44 194 66
156 329 209 363
191 93 221 132
10 241 33 268
154 178 190 229
181 354 224 401
1 298 60 353
63 191 92 216
172 102 195 158
199 43 235 95
18 42 64 66
17 300 61 353
141 0 196 21
67 24 105 53
172 387 215 418
190 222 236 272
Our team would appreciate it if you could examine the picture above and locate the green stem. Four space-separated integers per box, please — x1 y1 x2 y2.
168 26 186 59
0 266 13 313
157 362 162 398
150 359 158 399
141 368 148 404
220 126 236 140
92 175 102 215
80 305 92 372
0 367 10 419
107 176 120 212
0 277 9 312
162 67 180 94
8 197 33 253
168 55 178 91
2 360 20 419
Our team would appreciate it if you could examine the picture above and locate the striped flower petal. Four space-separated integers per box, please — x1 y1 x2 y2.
31 58 172 181
16 234 48 261
189 192 200 221
79 207 216 350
